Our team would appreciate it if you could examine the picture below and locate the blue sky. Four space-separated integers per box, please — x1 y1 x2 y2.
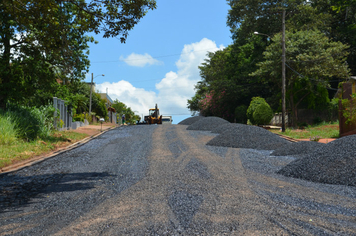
85 0 232 124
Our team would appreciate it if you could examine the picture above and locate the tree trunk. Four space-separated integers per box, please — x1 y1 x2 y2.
0 20 12 110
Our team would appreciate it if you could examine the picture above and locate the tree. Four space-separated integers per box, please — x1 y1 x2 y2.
112 99 140 124
251 30 350 126
0 0 157 109
188 39 278 122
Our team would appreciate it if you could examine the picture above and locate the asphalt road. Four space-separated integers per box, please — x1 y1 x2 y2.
0 125 356 235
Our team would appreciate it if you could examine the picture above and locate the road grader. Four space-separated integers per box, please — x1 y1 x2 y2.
144 104 162 124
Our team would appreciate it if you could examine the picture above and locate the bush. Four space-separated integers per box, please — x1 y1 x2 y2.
235 105 247 124
247 97 273 125
252 102 273 125
313 117 323 125
73 114 85 122
5 103 55 141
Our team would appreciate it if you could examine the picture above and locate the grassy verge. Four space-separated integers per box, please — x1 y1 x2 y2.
270 121 339 140
0 131 88 169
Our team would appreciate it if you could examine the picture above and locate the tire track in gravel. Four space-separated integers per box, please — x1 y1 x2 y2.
53 125 290 234
55 125 356 235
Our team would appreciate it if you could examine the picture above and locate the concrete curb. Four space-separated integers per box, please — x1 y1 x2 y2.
0 126 120 176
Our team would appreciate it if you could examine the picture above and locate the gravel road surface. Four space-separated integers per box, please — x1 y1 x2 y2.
1 125 356 235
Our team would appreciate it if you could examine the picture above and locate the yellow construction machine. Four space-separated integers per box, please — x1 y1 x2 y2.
144 104 162 124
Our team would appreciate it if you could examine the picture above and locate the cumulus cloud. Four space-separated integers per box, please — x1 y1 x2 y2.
120 53 163 67
96 38 224 122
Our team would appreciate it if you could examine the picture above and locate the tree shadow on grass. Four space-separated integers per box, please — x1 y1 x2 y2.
0 172 112 212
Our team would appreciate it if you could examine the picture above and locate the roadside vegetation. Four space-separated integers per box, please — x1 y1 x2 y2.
0 131 88 169
0 1 156 168
188 1 355 130
270 121 339 140
0 104 88 168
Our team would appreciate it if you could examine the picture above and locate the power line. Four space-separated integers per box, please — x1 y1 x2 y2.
285 63 340 91
91 47 223 64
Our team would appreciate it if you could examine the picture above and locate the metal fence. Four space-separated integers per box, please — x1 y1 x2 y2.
108 110 117 124
270 112 289 126
53 97 72 131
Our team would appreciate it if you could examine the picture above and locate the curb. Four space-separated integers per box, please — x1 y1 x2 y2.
275 133 299 143
0 126 120 176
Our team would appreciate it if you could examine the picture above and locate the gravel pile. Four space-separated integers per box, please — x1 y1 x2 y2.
186 116 229 131
271 141 326 156
178 116 204 125
277 135 356 186
210 122 247 134
207 123 289 150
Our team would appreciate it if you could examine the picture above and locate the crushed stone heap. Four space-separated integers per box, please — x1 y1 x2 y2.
186 116 230 131
271 141 326 156
178 116 204 125
277 135 356 186
206 123 289 150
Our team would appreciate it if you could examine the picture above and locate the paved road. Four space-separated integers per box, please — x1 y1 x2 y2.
1 125 356 235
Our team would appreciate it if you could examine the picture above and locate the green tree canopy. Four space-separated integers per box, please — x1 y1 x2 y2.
251 29 350 126
0 0 156 109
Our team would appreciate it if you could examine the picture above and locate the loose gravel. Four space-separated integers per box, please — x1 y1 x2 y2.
271 141 326 156
186 116 229 131
207 123 289 150
277 134 356 186
0 125 155 234
1 125 356 235
178 116 204 125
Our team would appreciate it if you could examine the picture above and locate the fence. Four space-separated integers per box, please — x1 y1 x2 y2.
270 113 289 126
53 97 72 131
108 110 117 124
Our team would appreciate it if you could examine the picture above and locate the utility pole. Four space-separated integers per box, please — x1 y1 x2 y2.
282 8 286 132
89 73 104 118
89 73 94 116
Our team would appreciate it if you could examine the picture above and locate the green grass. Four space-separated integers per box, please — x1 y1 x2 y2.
0 131 88 169
0 115 18 145
270 121 339 140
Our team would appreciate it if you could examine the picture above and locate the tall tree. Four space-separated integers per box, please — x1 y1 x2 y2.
0 0 156 109
251 29 350 126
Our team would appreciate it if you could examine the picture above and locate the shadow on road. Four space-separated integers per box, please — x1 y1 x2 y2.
0 172 112 212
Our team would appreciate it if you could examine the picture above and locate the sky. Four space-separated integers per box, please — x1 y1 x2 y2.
85 0 232 124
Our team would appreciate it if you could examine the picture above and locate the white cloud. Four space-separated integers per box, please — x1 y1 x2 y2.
96 38 224 122
120 53 163 67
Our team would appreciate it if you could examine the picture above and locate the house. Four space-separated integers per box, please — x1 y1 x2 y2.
85 82 113 108
98 93 113 108
85 82 96 92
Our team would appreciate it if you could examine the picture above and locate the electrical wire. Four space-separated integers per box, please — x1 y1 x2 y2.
285 63 340 91
90 47 223 64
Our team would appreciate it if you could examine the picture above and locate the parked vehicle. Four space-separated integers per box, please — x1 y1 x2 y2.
162 116 173 124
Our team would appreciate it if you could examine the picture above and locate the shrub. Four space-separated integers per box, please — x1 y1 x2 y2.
235 105 247 124
253 102 273 125
247 97 273 125
313 117 323 125
73 114 85 122
5 103 55 141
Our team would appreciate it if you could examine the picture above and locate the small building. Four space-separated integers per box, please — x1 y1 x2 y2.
98 93 113 108
85 82 96 92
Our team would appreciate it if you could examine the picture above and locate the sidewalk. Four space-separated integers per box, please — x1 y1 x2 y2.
69 122 118 136
297 138 336 144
